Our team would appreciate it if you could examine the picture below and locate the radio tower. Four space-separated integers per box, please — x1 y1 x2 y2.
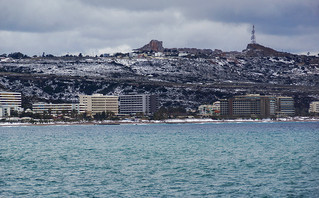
251 25 256 44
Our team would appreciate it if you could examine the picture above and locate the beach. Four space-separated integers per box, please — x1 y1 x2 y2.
1 117 319 127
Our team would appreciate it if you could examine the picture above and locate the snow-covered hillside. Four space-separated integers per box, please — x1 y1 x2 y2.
1 49 319 112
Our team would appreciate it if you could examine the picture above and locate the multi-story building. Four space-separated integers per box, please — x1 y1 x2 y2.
119 94 159 115
276 97 295 116
0 91 21 107
220 99 229 116
0 91 23 117
220 94 276 118
0 106 20 117
79 94 119 115
309 101 319 113
32 103 86 115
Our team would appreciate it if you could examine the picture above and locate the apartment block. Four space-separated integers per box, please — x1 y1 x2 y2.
0 91 23 117
220 94 277 118
0 106 23 117
0 91 21 107
79 94 119 115
276 97 295 116
309 101 319 113
119 94 159 115
32 103 86 115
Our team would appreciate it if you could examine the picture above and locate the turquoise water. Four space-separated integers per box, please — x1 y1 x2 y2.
1 122 319 197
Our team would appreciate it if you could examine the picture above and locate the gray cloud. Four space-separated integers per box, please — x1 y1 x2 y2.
0 0 318 55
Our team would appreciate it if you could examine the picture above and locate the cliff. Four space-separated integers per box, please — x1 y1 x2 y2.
136 40 164 52
244 43 291 57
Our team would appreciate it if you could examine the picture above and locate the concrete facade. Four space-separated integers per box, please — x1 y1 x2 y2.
0 92 23 118
119 94 159 115
79 94 119 115
0 91 21 107
220 94 279 118
276 97 295 116
32 103 86 115
309 101 319 113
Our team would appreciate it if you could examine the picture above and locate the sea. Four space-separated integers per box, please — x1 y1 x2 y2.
1 122 319 197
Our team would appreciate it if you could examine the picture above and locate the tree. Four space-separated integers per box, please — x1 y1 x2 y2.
94 112 103 121
8 52 28 59
153 106 188 120
71 109 78 119
105 111 115 119
62 110 68 116
10 110 19 117
153 107 168 120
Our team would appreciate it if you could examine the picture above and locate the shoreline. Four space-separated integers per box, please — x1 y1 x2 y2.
1 117 319 127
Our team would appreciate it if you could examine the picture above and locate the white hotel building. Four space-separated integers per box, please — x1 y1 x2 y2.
0 91 23 117
309 101 319 113
79 94 119 115
32 103 86 115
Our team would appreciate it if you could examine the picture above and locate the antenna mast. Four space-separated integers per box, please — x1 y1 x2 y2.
251 25 256 44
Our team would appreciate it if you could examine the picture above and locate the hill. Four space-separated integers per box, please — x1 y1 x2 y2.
1 41 319 114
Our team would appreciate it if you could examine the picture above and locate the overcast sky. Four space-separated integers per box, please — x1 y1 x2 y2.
1 0 318 56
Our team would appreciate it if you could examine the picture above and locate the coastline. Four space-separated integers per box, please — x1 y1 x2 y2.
1 117 319 127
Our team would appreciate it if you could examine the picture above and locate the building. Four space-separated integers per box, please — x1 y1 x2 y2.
198 101 220 116
0 106 22 117
119 94 159 115
220 94 276 118
0 91 23 117
220 94 294 118
79 94 119 115
0 91 21 107
32 103 86 115
309 101 319 113
276 97 295 116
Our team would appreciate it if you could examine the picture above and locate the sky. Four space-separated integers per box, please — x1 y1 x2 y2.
1 0 318 56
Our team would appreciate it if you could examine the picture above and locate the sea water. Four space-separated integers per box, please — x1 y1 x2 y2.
0 122 319 197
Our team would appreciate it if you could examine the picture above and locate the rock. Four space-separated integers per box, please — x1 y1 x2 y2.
137 40 164 52
244 43 290 57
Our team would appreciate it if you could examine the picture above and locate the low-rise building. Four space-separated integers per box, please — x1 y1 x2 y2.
0 105 23 118
198 101 220 116
309 101 319 113
32 103 86 115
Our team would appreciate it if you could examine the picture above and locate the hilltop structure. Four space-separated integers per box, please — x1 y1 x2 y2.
136 40 165 52
251 25 256 44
